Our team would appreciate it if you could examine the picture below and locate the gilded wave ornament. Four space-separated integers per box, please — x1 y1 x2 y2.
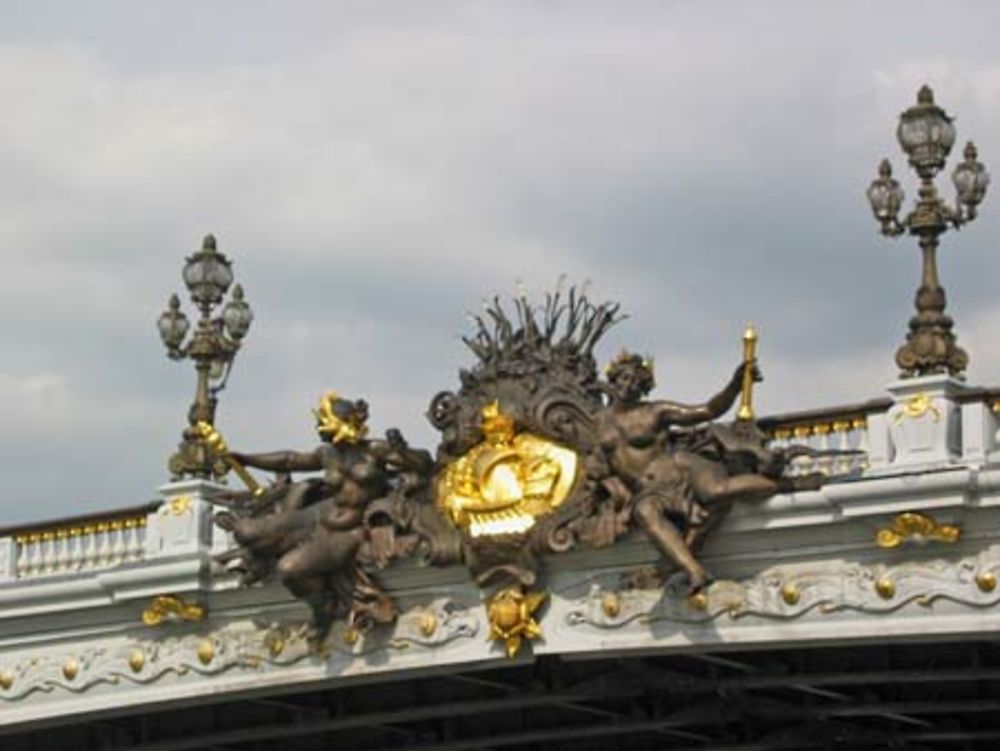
564 553 1000 632
0 599 477 702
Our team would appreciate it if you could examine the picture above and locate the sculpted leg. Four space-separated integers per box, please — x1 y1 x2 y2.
633 495 710 592
278 533 361 643
693 472 780 504
227 505 314 550
283 573 336 644
276 532 360 582
677 451 824 505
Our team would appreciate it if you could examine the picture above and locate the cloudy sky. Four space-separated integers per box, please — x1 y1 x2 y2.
3 1 1000 524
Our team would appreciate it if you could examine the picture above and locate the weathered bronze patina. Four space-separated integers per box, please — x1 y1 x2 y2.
205 286 829 652
587 351 824 591
212 394 456 642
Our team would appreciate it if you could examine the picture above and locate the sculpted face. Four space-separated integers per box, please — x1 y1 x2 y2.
607 356 654 404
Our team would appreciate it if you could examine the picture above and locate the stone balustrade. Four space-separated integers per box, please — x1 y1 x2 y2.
12 513 149 580
767 412 873 477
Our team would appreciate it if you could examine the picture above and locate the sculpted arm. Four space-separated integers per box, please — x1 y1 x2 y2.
653 362 747 426
369 429 435 475
227 447 325 473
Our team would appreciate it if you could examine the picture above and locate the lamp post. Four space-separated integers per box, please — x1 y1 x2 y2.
157 234 254 480
867 85 989 378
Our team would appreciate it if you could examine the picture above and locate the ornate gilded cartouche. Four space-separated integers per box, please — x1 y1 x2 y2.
437 402 578 538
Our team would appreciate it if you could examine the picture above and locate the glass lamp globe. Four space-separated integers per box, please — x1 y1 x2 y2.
222 284 254 340
157 294 190 351
183 234 234 308
867 159 904 221
953 141 990 208
896 85 956 179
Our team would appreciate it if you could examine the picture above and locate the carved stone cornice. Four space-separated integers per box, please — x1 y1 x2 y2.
0 598 476 703
564 552 1000 632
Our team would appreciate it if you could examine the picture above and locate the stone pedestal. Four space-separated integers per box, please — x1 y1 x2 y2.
961 400 998 465
146 479 227 558
885 375 965 469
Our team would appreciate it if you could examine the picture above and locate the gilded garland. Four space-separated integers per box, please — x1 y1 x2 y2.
205 287 827 656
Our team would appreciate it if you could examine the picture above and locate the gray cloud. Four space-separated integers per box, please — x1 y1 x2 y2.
2 1 1000 524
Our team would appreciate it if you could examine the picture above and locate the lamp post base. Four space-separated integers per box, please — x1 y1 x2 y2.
895 305 968 379
168 431 229 481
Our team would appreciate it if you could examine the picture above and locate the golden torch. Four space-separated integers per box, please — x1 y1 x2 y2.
195 421 264 497
736 324 758 422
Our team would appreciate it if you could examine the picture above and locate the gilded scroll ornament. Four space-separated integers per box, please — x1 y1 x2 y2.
893 393 941 423
141 595 206 626
875 512 960 549
487 587 546 658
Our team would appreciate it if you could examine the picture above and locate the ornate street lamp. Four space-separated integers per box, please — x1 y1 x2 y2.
867 85 989 378
158 234 253 479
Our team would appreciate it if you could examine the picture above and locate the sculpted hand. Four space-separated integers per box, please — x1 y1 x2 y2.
736 359 763 384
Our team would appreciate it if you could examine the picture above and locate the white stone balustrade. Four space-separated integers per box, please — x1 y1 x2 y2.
764 385 1000 482
768 414 873 478
12 514 149 580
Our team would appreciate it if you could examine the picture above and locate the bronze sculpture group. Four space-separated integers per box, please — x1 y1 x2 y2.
204 288 824 651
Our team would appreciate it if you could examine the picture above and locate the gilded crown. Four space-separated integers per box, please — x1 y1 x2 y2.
313 391 368 444
481 401 515 442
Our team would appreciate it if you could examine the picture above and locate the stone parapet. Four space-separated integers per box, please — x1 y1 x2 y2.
2 383 1000 730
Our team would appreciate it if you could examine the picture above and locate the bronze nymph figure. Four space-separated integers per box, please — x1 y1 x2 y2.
590 352 823 591
203 286 830 649
215 393 434 640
